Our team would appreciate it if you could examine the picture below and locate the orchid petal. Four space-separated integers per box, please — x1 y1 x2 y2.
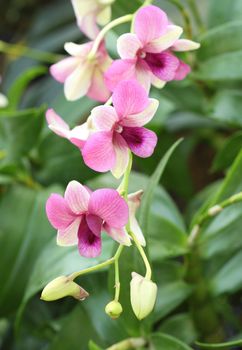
128 191 146 246
87 67 111 102
50 57 78 83
104 224 131 246
172 39 200 52
96 5 111 25
78 217 102 257
122 127 157 158
57 217 81 246
134 5 169 44
111 133 129 179
64 180 90 214
104 59 136 92
91 105 118 131
135 60 152 92
145 51 180 81
86 214 103 236
82 131 116 172
89 189 129 228
46 109 70 139
112 80 149 117
145 25 183 53
121 98 159 127
64 42 92 57
151 75 166 89
174 60 191 80
46 194 75 230
69 122 92 148
117 33 142 59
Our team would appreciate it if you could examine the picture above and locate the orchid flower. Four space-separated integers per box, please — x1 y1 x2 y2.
71 0 115 39
105 5 200 92
0 76 8 108
46 180 131 258
82 80 159 178
50 41 112 102
128 190 146 247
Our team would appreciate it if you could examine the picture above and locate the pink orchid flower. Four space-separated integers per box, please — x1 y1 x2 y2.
46 80 158 178
105 5 200 92
50 41 112 102
46 180 131 258
82 80 159 178
71 0 115 39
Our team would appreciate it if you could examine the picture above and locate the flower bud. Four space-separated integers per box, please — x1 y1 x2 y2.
105 300 123 319
130 272 157 320
41 276 89 301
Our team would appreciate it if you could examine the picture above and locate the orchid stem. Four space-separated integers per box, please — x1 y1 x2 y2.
69 258 115 280
89 14 133 58
114 245 123 301
0 40 61 63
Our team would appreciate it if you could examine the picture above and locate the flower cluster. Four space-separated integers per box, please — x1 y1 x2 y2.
43 0 200 321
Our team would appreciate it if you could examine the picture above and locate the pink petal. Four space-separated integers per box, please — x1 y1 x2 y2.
46 109 70 138
81 12 100 40
174 60 191 80
46 194 75 230
64 180 90 214
69 122 92 149
86 214 103 237
117 33 142 59
82 131 116 172
172 39 200 52
71 0 99 40
104 59 136 92
121 98 159 127
104 223 131 246
87 67 111 102
57 217 81 246
144 25 183 53
112 80 149 118
145 51 180 81
64 42 92 57
78 217 102 257
91 105 119 131
122 127 157 158
88 189 129 228
50 57 78 83
111 133 129 179
135 59 152 92
134 5 168 44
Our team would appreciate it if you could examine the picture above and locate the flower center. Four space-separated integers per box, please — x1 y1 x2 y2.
137 49 146 59
114 124 123 133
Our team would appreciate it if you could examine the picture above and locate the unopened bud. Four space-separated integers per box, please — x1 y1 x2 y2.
105 300 123 319
130 272 157 320
41 276 89 301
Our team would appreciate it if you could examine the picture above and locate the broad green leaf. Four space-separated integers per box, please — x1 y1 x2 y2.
159 313 198 345
88 340 103 350
210 250 242 295
212 132 242 172
195 50 242 82
150 333 193 350
0 185 59 316
198 21 242 60
208 0 242 28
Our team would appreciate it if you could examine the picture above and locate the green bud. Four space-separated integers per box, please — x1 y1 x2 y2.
41 276 89 302
130 272 157 320
105 300 123 319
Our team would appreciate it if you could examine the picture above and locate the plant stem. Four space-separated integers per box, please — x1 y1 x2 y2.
69 257 115 280
167 0 193 39
0 40 61 63
196 338 242 349
114 245 124 301
89 14 133 58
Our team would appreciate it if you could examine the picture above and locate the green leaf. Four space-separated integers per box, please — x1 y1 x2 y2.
195 50 242 82
7 66 47 109
196 338 242 349
211 250 242 295
0 185 59 316
138 138 183 240
88 340 103 350
159 313 198 345
150 333 194 350
212 132 242 172
198 21 242 60
208 0 242 28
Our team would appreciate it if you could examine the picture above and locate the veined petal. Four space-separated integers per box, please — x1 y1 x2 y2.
46 194 75 230
82 131 116 172
87 67 111 102
50 57 78 83
78 217 102 257
128 191 146 246
135 5 169 44
96 5 111 25
89 189 129 228
104 224 131 246
144 25 183 53
46 109 70 139
145 51 180 81
112 80 149 118
117 33 142 59
104 59 136 92
91 105 118 131
64 180 90 214
122 127 157 158
121 98 159 127
64 62 93 101
57 217 81 246
86 214 103 236
172 39 200 52
64 42 92 57
111 133 129 179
